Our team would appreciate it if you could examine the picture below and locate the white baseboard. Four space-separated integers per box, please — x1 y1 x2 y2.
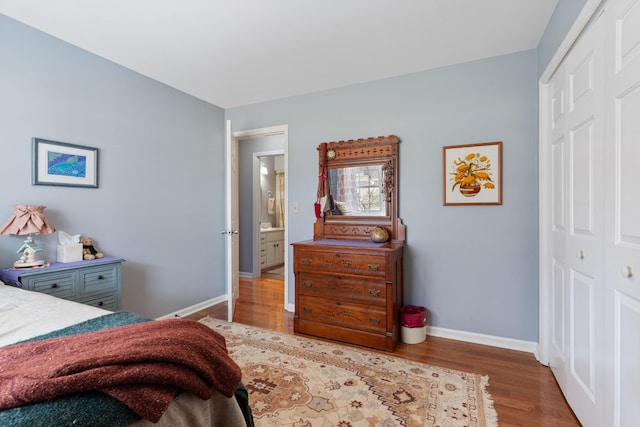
426 325 538 354
158 299 537 355
239 271 259 279
156 296 226 320
159 295 290 320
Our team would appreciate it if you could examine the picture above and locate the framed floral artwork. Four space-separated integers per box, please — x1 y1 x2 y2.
442 141 502 205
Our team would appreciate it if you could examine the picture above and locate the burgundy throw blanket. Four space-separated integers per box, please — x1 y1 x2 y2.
0 319 241 422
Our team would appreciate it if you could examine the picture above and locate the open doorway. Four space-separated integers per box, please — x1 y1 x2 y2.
233 125 289 310
257 154 285 280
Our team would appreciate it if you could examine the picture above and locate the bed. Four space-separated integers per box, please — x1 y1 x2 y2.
0 282 253 427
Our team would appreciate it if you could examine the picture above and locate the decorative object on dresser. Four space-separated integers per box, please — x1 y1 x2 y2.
0 204 56 268
0 257 124 311
293 135 405 352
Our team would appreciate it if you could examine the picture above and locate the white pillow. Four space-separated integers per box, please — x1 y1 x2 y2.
335 201 353 216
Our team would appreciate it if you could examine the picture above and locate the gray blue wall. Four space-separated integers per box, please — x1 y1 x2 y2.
227 50 540 341
538 0 588 75
0 14 227 318
226 0 587 343
1 0 586 340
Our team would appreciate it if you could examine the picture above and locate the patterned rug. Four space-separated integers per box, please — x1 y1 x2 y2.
199 317 498 427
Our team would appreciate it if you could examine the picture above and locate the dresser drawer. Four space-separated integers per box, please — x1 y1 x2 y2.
76 291 118 311
22 271 76 300
298 295 387 334
295 249 386 279
78 264 117 294
298 273 386 306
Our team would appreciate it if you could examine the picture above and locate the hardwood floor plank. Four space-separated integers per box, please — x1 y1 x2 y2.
185 277 580 426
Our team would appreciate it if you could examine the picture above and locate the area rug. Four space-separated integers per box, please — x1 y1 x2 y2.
199 317 498 427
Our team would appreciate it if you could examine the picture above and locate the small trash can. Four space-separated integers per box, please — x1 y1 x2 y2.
400 305 427 344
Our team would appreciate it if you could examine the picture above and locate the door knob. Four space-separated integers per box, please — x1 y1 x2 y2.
622 266 633 279
220 230 239 235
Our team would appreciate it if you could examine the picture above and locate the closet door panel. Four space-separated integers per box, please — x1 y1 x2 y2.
611 0 640 284
608 1 640 425
569 120 596 238
569 269 596 399
610 0 640 319
615 293 640 427
548 67 569 384
551 259 567 380
563 12 605 426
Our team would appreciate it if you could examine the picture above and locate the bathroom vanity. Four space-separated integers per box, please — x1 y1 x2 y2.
260 225 284 271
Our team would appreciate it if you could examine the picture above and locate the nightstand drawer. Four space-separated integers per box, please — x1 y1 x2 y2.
23 272 76 300
76 292 118 311
79 265 117 294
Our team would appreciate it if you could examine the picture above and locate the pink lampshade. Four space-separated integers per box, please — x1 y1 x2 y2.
0 205 56 236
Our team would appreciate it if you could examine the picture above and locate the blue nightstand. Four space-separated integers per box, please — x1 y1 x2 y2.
0 257 123 311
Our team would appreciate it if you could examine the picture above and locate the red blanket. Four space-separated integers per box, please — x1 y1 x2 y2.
0 319 241 422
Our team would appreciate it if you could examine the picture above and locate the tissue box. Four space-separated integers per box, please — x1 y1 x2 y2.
57 244 83 263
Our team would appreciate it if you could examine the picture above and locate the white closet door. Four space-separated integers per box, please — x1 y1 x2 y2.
549 10 606 426
605 1 640 426
548 62 568 391
567 14 605 426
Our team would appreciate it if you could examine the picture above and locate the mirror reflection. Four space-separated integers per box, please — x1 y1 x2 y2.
327 164 387 217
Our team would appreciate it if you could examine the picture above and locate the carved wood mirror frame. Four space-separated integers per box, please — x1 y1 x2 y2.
313 135 405 242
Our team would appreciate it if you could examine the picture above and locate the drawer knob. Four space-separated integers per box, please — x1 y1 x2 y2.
303 280 313 287
302 258 312 265
98 301 104 306
369 317 381 324
368 288 381 297
98 275 104 280
368 264 380 271
303 306 313 312
51 283 59 289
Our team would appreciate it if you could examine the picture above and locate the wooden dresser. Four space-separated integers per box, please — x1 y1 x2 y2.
293 239 403 351
293 135 405 352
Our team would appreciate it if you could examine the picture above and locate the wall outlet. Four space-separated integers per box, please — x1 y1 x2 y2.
292 201 299 213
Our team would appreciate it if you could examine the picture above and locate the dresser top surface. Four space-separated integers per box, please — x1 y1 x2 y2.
0 257 124 282
292 239 403 250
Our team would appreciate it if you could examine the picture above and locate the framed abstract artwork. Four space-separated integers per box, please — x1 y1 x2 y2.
442 141 502 205
32 138 99 188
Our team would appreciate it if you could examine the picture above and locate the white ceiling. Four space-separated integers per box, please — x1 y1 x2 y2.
1 0 559 108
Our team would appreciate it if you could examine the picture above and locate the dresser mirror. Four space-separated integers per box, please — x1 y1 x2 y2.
327 162 389 218
314 135 404 242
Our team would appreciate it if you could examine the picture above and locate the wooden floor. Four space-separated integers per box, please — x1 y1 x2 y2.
185 277 581 427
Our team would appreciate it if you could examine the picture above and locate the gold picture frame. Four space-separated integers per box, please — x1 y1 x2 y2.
443 141 502 206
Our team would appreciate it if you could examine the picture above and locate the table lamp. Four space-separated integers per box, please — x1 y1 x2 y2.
0 205 56 268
